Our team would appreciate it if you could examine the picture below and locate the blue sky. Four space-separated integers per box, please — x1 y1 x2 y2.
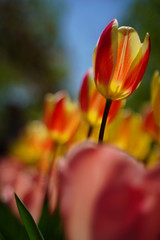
62 0 133 96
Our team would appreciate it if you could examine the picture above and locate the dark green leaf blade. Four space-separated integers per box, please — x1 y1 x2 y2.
14 193 44 240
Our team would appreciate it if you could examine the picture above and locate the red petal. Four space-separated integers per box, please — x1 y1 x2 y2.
107 100 123 124
95 19 118 87
122 33 151 94
49 96 66 132
79 69 90 113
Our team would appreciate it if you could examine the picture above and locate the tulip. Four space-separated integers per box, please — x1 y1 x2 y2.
0 158 46 222
43 91 81 210
10 121 53 169
147 145 160 168
79 69 122 137
151 70 160 127
107 110 151 161
143 104 160 143
93 19 150 101
59 142 160 240
43 91 81 145
92 19 150 142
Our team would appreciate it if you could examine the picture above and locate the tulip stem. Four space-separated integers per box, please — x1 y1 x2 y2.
44 142 59 205
98 99 112 143
39 143 59 235
87 125 93 138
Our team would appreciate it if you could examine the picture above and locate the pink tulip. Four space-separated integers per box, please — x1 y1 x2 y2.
59 142 160 240
0 158 46 222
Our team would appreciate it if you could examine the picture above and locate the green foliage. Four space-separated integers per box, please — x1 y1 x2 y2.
15 194 44 240
0 201 28 240
38 199 65 240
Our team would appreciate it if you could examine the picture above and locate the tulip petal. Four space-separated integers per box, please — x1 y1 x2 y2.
43 91 67 128
122 33 150 95
143 105 159 142
79 69 90 113
49 96 66 132
63 107 81 141
113 27 142 84
92 182 144 240
59 142 144 240
79 69 121 126
107 100 123 124
94 19 118 97
79 69 106 126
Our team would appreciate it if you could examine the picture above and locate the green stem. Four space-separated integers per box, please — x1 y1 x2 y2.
87 125 93 138
39 143 59 236
98 99 112 143
44 142 59 205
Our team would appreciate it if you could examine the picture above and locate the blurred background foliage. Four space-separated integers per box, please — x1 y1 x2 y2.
124 0 160 111
0 0 68 155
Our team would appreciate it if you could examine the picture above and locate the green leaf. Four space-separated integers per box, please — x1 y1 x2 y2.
14 193 45 240
0 232 5 240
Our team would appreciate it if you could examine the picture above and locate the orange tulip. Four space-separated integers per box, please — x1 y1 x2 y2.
79 69 122 127
10 121 53 167
147 145 160 168
93 19 150 100
43 91 81 144
143 104 160 143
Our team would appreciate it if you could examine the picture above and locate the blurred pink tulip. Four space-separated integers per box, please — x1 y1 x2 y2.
59 142 160 240
0 158 46 222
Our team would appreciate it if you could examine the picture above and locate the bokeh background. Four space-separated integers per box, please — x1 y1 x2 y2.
0 0 159 157
0 0 160 239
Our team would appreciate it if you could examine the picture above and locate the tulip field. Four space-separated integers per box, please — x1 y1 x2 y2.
1 18 160 240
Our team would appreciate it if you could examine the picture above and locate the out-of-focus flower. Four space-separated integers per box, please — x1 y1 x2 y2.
68 119 89 144
147 145 160 168
10 121 53 171
0 158 46 222
59 142 160 240
143 104 160 143
79 68 122 126
92 163 160 240
151 70 160 127
43 91 81 144
93 19 150 100
0 156 58 219
106 110 151 161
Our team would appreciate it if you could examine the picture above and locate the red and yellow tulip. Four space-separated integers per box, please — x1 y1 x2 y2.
10 121 53 167
43 91 81 144
107 110 151 161
93 19 150 100
79 68 122 126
